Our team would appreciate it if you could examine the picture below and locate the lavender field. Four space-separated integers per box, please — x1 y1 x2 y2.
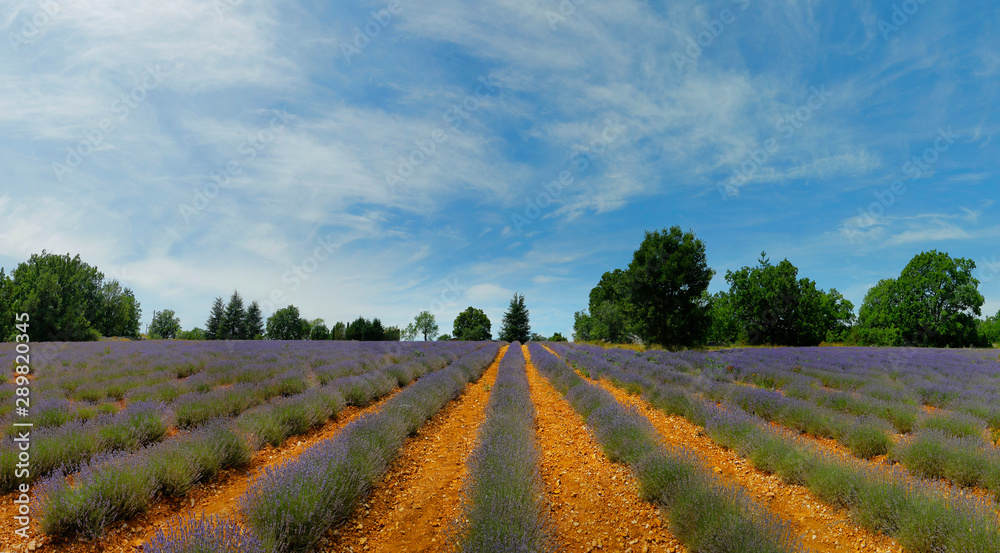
3 341 1000 552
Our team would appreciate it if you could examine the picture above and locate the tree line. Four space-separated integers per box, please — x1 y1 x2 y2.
574 227 998 348
0 251 142 341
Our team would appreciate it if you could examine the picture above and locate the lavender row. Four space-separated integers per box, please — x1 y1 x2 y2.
1 341 436 433
2 343 472 488
459 344 549 552
560 346 1000 551
639 345 1000 427
235 343 502 552
561 344 1000 497
33 344 479 539
528 344 802 553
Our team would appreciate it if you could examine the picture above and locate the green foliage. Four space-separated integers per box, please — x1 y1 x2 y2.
221 291 245 340
588 268 636 343
149 309 181 339
331 321 346 340
0 269 13 340
411 311 438 341
437 334 452 341
499 293 531 343
726 252 854 346
308 320 330 341
977 310 1000 346
94 281 142 339
343 316 392 341
382 325 401 341
706 291 740 344
549 332 568 342
3 251 142 341
572 310 593 342
205 297 225 340
453 306 492 341
859 250 985 347
627 227 714 348
266 305 307 340
244 301 264 339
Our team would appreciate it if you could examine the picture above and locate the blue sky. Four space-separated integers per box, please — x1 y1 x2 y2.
1 0 998 339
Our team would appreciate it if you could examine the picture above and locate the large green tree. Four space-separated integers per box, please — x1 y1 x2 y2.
266 305 307 340
627 227 714 347
499 293 530 343
453 307 492 341
859 250 985 347
309 319 330 340
585 269 635 343
94 281 142 339
331 321 347 340
5 251 141 341
149 309 182 339
726 253 854 346
345 316 371 341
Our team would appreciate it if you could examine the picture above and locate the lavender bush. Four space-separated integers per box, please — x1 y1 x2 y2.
240 343 501 552
529 344 802 553
460 344 549 552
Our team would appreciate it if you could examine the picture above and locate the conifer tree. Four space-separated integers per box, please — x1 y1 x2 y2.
499 293 530 343
205 297 225 340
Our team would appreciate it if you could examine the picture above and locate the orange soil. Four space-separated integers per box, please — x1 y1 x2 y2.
591 378 903 553
0 389 403 553
540 345 903 553
329 345 507 552
524 345 685 553
729 383 999 502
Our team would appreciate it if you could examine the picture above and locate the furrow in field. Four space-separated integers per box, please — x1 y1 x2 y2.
329 345 507 553
540 345 902 553
524 345 684 553
20 389 404 553
591 377 903 553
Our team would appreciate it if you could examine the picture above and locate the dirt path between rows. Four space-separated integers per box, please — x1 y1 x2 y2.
540 345 904 553
591 378 903 553
525 345 684 553
2 388 404 553
329 345 508 553
709 381 999 504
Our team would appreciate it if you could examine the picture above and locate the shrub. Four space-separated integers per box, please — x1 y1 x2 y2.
145 515 265 553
